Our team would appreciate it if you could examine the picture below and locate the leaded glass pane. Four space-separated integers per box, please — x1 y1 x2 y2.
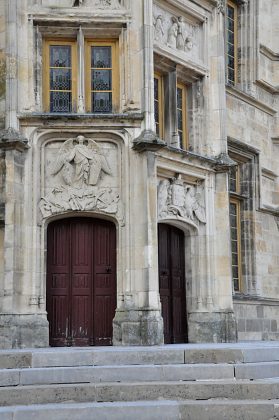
231 240 238 253
50 91 72 113
228 31 234 44
154 99 159 124
177 88 182 109
178 109 183 131
50 46 71 68
227 5 234 19
227 17 234 31
227 43 235 57
92 92 112 113
233 278 239 291
92 70 111 90
228 55 235 69
92 47 111 68
230 203 237 217
154 78 158 101
178 132 183 149
228 68 235 82
50 69 71 90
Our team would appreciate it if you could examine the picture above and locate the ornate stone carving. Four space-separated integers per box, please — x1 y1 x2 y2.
39 186 125 225
51 135 111 188
167 17 178 48
217 0 225 14
39 135 125 225
153 14 165 42
153 7 199 56
158 176 206 225
93 0 121 8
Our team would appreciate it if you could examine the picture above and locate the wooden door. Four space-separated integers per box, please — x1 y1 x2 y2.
158 224 187 344
47 218 116 347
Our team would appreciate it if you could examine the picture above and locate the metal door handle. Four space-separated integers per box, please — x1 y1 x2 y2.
106 266 112 273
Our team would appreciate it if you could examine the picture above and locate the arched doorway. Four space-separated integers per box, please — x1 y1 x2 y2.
158 224 188 344
47 217 116 347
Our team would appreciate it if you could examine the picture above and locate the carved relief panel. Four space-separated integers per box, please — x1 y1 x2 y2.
158 175 206 227
39 0 122 8
153 4 203 64
39 135 124 225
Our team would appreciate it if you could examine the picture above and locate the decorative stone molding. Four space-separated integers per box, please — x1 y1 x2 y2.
158 175 206 226
39 135 125 225
6 56 17 79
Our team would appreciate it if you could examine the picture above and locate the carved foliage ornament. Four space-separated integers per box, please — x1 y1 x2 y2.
39 135 125 225
158 176 206 225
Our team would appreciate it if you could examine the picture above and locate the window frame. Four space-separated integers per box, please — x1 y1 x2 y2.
154 72 164 139
176 82 188 150
85 39 119 114
43 39 78 113
226 0 238 86
229 196 242 292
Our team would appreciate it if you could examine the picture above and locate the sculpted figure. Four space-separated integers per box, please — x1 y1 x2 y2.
95 0 121 8
184 186 206 223
51 135 112 188
176 16 185 50
167 17 178 48
154 15 165 42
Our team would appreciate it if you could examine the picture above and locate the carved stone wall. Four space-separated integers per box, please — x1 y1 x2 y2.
153 4 202 63
39 135 125 225
158 175 206 227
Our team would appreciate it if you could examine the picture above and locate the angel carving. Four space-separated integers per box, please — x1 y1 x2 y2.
184 186 206 223
51 135 112 188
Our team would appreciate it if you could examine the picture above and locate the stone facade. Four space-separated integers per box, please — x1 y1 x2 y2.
0 0 278 348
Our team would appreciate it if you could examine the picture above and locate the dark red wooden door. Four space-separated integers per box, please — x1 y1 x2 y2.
158 224 187 344
47 218 116 347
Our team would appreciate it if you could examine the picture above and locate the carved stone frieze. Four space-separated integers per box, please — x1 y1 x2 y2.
158 176 206 226
39 135 125 225
39 186 125 225
153 5 200 59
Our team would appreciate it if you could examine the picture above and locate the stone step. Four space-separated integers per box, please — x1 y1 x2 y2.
0 399 279 420
0 363 235 387
2 360 279 387
2 343 279 369
1 380 279 406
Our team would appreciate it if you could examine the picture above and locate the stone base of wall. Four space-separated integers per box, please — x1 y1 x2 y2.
0 314 49 349
234 297 279 341
113 308 164 346
187 311 238 343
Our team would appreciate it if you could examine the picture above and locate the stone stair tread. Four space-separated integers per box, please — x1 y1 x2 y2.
0 399 279 420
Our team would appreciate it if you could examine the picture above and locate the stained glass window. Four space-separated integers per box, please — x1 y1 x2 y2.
49 45 73 113
226 1 237 85
90 46 112 113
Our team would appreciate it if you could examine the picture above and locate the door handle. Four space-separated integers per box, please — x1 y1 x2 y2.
106 266 112 273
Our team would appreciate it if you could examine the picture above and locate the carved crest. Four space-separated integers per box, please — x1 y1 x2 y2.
158 176 206 225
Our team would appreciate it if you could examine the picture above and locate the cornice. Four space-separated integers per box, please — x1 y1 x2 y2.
226 85 277 116
259 44 279 61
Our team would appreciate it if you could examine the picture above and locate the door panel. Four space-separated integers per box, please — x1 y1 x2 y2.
47 218 116 347
158 224 188 344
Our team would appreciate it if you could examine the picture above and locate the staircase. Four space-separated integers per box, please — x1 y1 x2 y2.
1 342 279 419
